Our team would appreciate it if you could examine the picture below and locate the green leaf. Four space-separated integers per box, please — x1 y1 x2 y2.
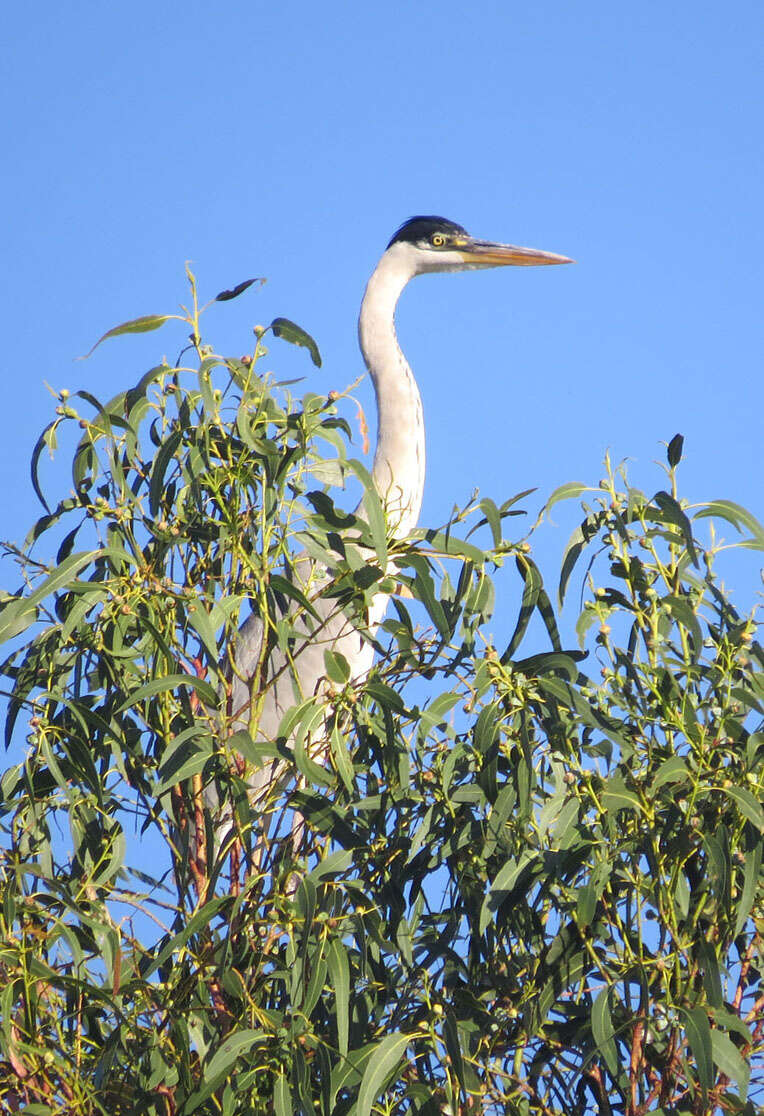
526 949 588 1037
185 601 222 667
411 527 485 564
552 796 580 847
149 428 183 516
710 1030 749 1098
444 1013 466 1092
156 733 214 793
364 680 405 713
674 871 690 920
227 730 280 768
273 1073 291 1116
510 650 585 679
349 458 388 568
295 875 316 940
480 850 537 933
405 554 450 641
30 420 59 512
679 1006 712 1099
592 985 619 1077
82 313 175 358
720 785 764 831
0 549 100 645
270 316 322 367
537 584 562 651
327 938 350 1056
324 649 351 684
694 499 764 548
575 604 599 649
653 490 699 568
419 691 460 742
484 783 517 855
711 1008 753 1046
329 1041 377 1107
653 756 690 791
735 837 762 938
357 1032 410 1116
214 277 263 302
330 723 355 793
576 860 610 926
268 573 322 622
664 595 703 661
667 432 684 468
124 362 170 411
601 777 645 817
478 497 502 547
184 1030 265 1111
546 481 591 513
290 700 335 788
558 511 606 606
697 940 723 1008
501 554 542 661
113 673 219 716
307 849 352 882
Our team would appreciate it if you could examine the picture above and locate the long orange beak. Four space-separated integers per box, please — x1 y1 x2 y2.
455 237 574 267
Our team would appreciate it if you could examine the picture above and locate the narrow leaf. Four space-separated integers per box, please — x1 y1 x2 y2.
348 458 387 567
30 420 58 512
721 785 764 832
327 939 350 1057
330 723 355 793
205 1029 266 1080
411 527 485 564
653 756 690 792
478 497 502 547
156 735 214 793
735 838 762 938
667 432 684 468
113 673 219 715
710 1030 749 1098
215 277 263 302
149 429 183 516
480 851 537 933
271 317 322 367
444 1013 466 1092
601 781 645 816
82 314 175 358
653 490 699 568
694 499 764 547
592 986 619 1077
546 481 591 513
324 649 351 684
502 555 542 662
559 511 606 606
185 602 222 667
679 1006 712 1098
273 1073 291 1116
357 1032 410 1116
664 595 703 662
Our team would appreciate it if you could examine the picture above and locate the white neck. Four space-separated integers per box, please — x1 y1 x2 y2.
357 244 425 538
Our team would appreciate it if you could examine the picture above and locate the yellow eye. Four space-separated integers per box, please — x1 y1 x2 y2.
431 233 446 247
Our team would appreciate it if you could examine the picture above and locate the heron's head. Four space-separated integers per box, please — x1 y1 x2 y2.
386 215 573 275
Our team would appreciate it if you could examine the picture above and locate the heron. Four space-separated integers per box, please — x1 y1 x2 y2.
215 216 572 854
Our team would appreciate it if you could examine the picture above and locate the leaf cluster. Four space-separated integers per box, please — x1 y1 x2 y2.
0 277 762 1115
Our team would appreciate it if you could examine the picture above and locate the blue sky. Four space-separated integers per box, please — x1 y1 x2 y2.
3 1 762 624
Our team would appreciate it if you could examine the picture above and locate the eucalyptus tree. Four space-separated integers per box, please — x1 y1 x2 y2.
0 269 762 1115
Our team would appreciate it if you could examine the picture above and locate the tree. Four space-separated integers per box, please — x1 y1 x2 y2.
1 272 762 1115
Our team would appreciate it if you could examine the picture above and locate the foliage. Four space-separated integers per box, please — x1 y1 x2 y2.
1 273 762 1115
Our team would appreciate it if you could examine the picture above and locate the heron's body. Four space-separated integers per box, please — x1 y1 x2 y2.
217 218 571 842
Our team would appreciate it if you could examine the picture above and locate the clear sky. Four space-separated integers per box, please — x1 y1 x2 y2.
2 2 762 626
